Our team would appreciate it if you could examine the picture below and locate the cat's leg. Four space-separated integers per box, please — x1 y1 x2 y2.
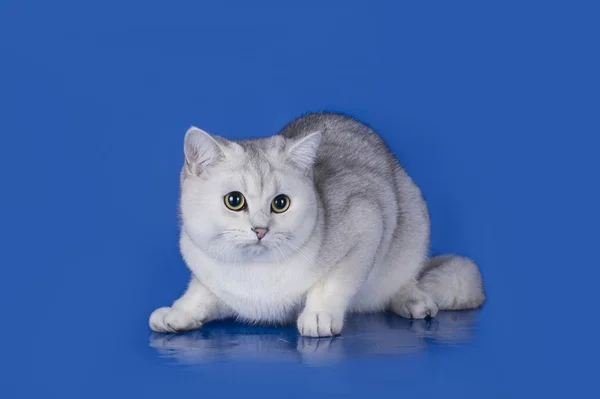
149 277 232 332
297 247 380 337
297 203 383 337
390 280 439 319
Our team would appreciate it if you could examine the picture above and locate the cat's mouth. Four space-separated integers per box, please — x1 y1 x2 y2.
239 240 270 254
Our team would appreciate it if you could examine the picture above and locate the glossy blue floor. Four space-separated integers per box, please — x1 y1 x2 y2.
1 1 597 398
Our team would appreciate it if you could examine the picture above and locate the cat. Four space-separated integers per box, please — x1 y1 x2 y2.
149 112 485 337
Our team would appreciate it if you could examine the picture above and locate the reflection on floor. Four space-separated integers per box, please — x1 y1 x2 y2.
149 310 478 366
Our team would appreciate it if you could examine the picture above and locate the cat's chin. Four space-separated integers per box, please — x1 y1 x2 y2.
233 242 284 263
241 242 267 252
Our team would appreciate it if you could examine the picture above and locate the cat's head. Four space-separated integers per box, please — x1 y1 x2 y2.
179 126 322 263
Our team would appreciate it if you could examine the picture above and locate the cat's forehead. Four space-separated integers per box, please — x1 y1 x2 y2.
221 136 287 194
240 168 278 197
226 136 285 170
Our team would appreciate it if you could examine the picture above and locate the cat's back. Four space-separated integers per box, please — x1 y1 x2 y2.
278 112 401 188
279 112 393 157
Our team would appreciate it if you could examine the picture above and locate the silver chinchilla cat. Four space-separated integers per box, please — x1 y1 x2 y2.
149 112 485 337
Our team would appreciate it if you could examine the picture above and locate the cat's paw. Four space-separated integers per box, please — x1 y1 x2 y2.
297 310 343 337
149 306 203 333
391 292 439 319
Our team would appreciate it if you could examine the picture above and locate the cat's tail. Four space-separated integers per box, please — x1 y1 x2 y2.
417 255 486 310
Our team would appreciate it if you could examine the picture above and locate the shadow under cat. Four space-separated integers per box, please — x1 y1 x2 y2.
149 310 479 366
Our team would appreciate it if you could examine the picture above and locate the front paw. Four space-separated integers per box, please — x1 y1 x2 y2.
149 307 203 333
297 310 343 337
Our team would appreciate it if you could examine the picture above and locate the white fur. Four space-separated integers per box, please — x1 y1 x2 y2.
149 113 486 337
418 255 486 310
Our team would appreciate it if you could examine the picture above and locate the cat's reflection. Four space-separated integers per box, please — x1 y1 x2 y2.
149 311 478 365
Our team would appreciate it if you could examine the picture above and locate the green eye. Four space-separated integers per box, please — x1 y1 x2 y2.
224 191 246 211
271 194 291 213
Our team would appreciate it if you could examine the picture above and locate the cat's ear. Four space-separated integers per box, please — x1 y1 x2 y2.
184 126 223 176
286 131 322 171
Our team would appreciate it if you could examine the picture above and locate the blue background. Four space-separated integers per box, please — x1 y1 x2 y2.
1 1 598 398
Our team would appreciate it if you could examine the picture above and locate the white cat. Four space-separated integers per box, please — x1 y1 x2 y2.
149 112 485 337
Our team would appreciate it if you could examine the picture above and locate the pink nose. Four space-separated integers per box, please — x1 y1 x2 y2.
252 227 268 240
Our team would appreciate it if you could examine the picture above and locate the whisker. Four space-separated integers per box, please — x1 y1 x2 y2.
281 240 317 265
272 244 281 267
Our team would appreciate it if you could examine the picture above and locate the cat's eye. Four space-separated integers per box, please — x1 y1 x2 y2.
271 194 291 213
224 191 246 211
